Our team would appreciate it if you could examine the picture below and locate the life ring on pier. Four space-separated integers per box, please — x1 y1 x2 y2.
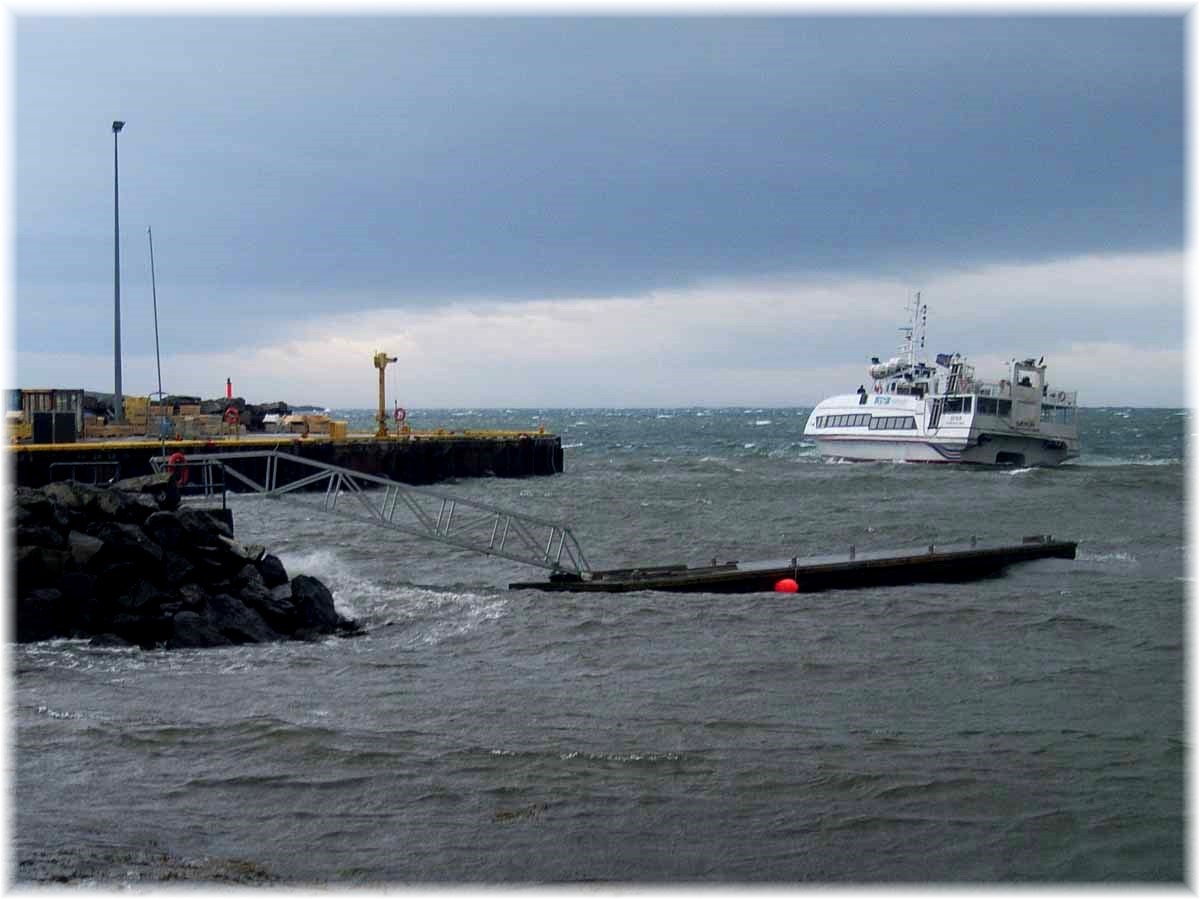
223 406 240 426
394 406 407 423
167 451 190 486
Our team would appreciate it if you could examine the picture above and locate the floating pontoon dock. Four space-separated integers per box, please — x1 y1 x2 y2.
509 536 1077 594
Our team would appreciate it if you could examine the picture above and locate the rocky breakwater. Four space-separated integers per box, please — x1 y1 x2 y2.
12 475 363 649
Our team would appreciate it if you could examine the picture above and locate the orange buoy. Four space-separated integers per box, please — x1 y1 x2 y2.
166 451 190 486
774 578 799 593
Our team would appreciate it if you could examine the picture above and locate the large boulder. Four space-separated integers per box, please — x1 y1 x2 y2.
175 507 234 542
111 473 181 512
58 572 100 633
85 521 165 569
142 511 187 552
160 550 197 588
289 575 341 633
16 524 65 549
41 481 100 514
16 547 72 593
91 488 158 526
256 554 289 589
16 589 64 642
168 611 232 649
67 530 105 567
204 593 279 644
13 486 67 530
115 577 169 615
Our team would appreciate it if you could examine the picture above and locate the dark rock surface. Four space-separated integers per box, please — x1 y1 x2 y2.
11 476 364 648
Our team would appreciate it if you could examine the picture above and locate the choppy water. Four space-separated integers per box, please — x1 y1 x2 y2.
14 407 1185 883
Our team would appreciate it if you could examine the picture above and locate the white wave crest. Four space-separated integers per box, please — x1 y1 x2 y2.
1077 550 1138 564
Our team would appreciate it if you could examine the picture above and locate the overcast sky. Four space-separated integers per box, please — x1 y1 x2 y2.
9 12 1186 408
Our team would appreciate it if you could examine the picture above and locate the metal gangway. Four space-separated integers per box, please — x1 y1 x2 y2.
149 449 591 577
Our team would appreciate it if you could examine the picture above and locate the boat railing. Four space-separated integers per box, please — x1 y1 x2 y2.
968 380 1076 406
1044 389 1078 406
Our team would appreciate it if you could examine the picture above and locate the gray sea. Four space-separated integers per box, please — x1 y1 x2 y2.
13 406 1186 883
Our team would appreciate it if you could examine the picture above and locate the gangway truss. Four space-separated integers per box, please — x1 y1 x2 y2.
150 449 591 577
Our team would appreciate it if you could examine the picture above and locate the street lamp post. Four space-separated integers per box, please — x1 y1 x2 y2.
112 119 125 424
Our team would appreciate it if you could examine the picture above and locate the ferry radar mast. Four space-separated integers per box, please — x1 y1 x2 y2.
898 290 927 367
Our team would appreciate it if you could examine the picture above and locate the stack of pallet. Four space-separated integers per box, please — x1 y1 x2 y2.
123 396 149 432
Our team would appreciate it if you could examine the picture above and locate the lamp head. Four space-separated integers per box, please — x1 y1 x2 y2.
112 121 125 133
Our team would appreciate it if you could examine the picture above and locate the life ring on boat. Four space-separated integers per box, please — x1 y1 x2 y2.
166 451 189 486
223 406 240 426
873 383 882 394
394 406 407 423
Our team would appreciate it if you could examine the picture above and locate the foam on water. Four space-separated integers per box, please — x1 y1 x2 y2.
1077 550 1138 564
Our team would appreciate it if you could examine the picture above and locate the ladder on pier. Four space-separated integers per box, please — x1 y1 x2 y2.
149 449 591 577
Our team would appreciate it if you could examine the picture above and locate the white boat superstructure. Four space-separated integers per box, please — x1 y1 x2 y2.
804 295 1081 466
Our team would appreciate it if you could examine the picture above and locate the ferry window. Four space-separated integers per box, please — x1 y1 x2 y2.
998 400 1012 416
1041 404 1054 422
857 415 870 427
869 417 880 430
962 397 972 414
977 398 998 415
903 417 916 429
944 397 964 414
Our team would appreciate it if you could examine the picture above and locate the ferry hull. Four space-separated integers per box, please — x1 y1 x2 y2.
815 434 1077 467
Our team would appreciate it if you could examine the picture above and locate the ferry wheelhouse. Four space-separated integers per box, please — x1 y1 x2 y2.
804 295 1081 466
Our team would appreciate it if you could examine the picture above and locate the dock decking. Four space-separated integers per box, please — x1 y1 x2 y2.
510 536 1077 593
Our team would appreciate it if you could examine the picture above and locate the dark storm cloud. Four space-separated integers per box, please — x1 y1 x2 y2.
15 15 1183 351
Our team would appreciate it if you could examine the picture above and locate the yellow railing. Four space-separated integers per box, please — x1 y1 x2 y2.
6 428 558 451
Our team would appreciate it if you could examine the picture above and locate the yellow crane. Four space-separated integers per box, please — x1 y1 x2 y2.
373 351 398 438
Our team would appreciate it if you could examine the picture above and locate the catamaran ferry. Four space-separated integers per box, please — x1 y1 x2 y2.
804 295 1081 466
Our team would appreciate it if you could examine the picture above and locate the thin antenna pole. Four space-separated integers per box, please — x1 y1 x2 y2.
148 226 163 399
112 121 125 422
148 226 167 453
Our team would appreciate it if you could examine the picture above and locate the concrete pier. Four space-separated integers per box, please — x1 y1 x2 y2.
10 431 563 489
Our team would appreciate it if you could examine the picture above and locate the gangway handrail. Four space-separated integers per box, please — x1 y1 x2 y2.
149 449 590 576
